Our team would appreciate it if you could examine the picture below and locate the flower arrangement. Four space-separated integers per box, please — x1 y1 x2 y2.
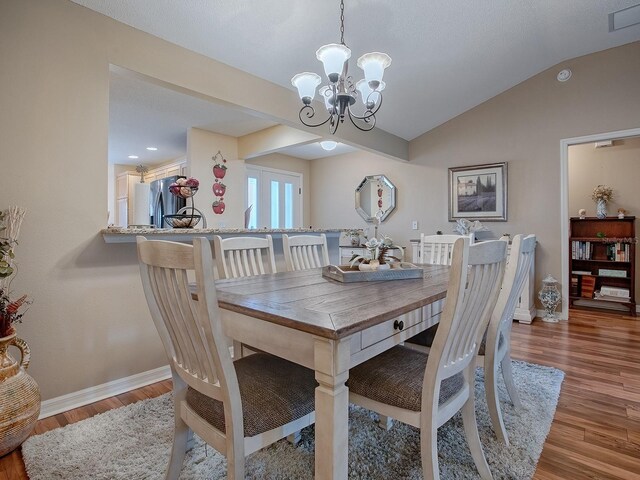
592 185 613 202
0 207 30 338
453 219 489 236
350 236 400 266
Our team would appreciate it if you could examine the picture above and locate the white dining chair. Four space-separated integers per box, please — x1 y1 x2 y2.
477 234 536 446
213 235 277 279
405 233 474 351
282 234 330 271
419 233 473 265
137 236 316 480
347 238 507 480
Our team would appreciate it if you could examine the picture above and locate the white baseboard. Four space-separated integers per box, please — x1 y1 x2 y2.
39 365 171 419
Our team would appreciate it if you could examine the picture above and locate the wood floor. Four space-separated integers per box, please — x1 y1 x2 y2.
1 309 639 479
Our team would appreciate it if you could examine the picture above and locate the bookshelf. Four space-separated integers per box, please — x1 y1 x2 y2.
569 217 636 316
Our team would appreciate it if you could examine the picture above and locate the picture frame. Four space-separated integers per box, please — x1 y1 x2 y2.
448 162 507 221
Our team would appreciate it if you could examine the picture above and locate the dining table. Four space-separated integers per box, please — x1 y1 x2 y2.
214 265 450 480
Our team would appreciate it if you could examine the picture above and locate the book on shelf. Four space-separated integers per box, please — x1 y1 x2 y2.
600 286 630 298
571 270 592 275
598 268 627 278
581 275 596 298
594 290 631 303
606 242 631 261
571 240 594 260
570 276 579 297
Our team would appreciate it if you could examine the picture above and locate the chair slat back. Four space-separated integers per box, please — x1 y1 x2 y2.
283 234 330 271
213 235 277 279
137 237 239 405
429 238 507 378
492 234 536 339
420 234 472 265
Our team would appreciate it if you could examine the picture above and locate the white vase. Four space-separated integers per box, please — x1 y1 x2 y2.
596 199 607 219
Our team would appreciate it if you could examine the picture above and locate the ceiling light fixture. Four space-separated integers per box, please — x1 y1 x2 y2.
128 155 139 159
146 147 158 151
320 140 338 151
291 0 391 134
556 69 572 82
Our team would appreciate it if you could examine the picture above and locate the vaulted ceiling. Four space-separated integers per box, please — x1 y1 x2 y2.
74 0 640 141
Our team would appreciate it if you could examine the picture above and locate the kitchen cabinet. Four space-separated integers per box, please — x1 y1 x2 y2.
115 172 139 227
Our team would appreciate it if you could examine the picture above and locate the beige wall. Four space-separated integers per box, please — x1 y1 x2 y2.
246 153 312 227
311 150 431 243
568 137 640 216
568 137 640 300
188 128 242 228
312 42 640 312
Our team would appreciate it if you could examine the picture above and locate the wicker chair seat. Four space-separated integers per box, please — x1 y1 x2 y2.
186 353 316 437
407 325 503 355
347 346 464 412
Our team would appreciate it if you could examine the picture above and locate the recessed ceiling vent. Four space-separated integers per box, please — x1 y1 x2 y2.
609 4 640 31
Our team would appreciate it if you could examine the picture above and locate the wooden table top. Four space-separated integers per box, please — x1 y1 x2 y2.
215 265 450 340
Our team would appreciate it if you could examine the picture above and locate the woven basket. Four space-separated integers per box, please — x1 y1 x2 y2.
0 333 40 457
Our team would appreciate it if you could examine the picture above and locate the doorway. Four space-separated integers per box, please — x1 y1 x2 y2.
246 165 303 229
560 127 640 319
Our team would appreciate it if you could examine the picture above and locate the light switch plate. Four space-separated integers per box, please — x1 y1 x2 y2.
412 220 419 230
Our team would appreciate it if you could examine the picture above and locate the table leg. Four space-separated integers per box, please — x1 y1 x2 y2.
314 337 350 480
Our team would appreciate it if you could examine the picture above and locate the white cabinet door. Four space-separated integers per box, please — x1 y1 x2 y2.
116 173 128 199
116 198 128 227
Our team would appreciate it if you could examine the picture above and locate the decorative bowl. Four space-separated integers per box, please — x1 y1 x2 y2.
168 185 199 199
163 214 201 228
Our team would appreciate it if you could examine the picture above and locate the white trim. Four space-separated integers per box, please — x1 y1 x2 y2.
39 365 171 419
560 127 640 322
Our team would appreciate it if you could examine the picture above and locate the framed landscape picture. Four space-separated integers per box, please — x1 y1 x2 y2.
448 162 507 221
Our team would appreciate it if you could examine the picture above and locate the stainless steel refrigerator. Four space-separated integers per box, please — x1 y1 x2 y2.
149 176 186 228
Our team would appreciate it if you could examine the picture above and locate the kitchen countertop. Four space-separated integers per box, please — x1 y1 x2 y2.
101 227 355 243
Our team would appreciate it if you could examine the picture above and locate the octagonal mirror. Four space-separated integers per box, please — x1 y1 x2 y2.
355 174 396 223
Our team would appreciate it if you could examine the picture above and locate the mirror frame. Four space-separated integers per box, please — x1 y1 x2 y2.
355 174 397 223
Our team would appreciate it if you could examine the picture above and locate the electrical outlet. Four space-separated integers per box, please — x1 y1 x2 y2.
412 220 419 230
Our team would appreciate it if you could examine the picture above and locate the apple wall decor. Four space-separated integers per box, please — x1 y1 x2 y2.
211 150 227 215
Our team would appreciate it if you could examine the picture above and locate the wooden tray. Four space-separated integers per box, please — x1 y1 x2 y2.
322 263 424 283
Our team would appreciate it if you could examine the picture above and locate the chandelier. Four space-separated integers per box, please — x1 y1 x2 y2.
291 0 391 134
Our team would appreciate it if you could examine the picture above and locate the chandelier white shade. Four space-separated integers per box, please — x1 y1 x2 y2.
356 79 385 109
357 52 392 88
291 0 391 134
291 73 322 103
316 44 351 82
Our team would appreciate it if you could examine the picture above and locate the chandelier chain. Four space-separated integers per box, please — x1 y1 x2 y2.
340 0 346 45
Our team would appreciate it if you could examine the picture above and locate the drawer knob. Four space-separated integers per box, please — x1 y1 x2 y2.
394 320 404 331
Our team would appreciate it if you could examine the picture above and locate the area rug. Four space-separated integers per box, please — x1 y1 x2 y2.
22 361 563 479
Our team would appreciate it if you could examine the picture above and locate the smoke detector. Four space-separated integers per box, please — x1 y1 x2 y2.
557 69 572 82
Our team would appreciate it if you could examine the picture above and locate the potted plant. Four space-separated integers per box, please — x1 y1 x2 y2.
0 206 40 456
350 236 401 270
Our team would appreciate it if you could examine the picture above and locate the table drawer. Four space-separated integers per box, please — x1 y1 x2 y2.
361 309 422 349
422 298 445 320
